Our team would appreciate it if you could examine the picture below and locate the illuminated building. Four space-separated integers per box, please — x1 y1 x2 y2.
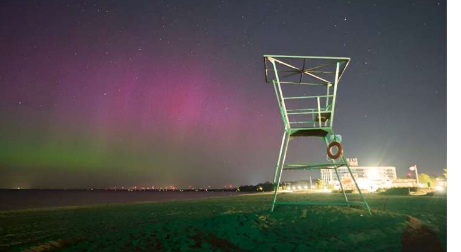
320 158 396 192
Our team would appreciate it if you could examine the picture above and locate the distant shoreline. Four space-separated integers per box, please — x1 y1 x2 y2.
0 188 238 192
0 190 246 211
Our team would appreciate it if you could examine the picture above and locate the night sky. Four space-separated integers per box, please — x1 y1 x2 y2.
0 0 446 189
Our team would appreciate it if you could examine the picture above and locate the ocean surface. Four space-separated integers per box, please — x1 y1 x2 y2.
0 190 242 211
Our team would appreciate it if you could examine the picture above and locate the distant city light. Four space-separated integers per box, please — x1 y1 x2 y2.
436 185 444 192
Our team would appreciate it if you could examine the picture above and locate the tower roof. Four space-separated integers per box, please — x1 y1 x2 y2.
264 55 351 85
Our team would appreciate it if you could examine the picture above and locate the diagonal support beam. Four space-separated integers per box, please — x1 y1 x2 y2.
270 57 332 84
271 131 290 212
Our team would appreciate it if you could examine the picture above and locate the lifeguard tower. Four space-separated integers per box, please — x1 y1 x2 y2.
264 55 371 214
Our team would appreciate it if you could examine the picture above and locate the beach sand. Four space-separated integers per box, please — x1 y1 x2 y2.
0 193 446 252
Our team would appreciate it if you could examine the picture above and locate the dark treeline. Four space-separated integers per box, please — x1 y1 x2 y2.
238 182 274 192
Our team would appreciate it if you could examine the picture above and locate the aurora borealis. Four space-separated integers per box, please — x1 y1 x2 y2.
0 1 446 188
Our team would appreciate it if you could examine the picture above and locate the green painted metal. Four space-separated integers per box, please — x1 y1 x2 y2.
284 95 334 100
341 155 372 215
323 136 349 203
264 54 351 60
275 201 364 207
271 131 290 212
283 161 347 169
264 55 371 215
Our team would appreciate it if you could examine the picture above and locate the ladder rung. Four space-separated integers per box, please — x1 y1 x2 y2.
286 108 316 112
288 111 332 115
290 121 316 124
278 81 328 86
283 95 334 100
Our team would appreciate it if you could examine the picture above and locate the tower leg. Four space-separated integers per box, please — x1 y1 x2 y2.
323 136 348 203
341 155 372 215
334 167 349 203
270 131 290 212
272 132 287 184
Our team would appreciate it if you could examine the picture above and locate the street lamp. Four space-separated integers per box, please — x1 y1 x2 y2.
409 165 419 186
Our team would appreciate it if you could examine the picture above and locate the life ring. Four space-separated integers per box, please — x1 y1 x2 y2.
327 141 343 159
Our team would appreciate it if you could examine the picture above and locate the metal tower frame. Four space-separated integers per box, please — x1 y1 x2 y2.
264 55 371 214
